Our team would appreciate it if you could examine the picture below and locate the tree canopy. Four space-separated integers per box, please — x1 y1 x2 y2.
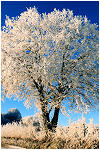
1 7 99 130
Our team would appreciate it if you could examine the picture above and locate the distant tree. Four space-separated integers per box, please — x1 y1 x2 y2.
1 7 99 132
1 114 11 125
1 108 22 125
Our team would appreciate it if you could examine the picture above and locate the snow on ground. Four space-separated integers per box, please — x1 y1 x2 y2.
2 144 26 149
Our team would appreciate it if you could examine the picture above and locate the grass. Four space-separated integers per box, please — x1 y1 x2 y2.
1 118 99 149
1 136 99 149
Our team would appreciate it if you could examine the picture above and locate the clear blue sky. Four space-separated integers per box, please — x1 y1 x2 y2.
1 1 99 126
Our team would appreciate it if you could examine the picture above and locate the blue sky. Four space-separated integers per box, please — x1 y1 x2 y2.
1 1 99 126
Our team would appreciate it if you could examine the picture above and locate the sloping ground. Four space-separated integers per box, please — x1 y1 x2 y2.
1 137 99 149
2 144 25 149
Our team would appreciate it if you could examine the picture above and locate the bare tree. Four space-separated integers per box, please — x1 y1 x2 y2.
1 7 99 132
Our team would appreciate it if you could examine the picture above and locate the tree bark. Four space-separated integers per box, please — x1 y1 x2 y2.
40 102 51 130
41 106 60 132
51 107 60 131
41 102 60 132
33 78 60 133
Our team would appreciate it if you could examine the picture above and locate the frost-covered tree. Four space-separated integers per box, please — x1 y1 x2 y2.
1 108 22 125
1 7 99 132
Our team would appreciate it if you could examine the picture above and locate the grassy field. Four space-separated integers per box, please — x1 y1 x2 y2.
1 118 99 149
1 136 99 149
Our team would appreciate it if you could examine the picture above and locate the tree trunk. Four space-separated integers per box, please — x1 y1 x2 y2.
33 78 60 133
40 100 51 130
41 105 60 132
51 107 60 131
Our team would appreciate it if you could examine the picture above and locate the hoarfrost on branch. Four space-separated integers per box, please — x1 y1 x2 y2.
1 7 99 130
